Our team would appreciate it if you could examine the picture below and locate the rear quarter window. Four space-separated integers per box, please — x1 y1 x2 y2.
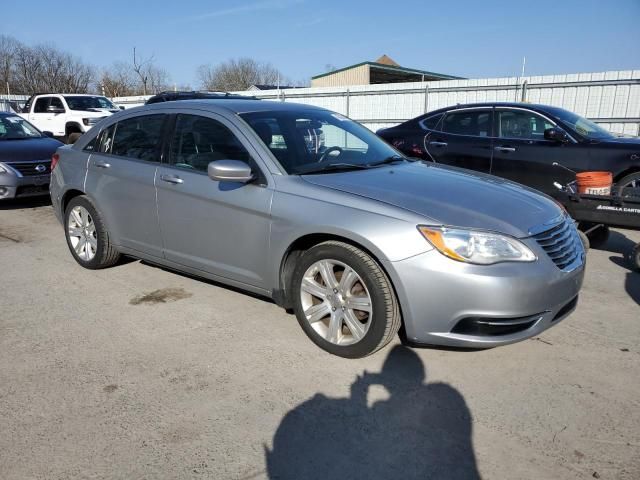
419 113 443 131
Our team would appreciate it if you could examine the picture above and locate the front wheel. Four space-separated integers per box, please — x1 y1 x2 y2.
291 241 401 358
64 195 120 269
616 172 640 199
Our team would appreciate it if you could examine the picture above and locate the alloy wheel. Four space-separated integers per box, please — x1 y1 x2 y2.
67 205 97 261
299 259 372 346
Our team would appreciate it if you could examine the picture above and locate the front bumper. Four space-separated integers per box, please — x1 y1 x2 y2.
0 172 50 200
384 239 585 348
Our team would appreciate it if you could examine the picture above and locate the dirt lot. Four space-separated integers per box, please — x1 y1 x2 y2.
1 198 639 480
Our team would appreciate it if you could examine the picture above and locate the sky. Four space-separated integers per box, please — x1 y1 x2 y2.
2 0 639 88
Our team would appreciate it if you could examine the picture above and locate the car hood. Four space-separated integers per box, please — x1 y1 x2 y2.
301 162 564 238
0 137 63 162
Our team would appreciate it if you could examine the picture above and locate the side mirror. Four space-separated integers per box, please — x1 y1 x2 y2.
42 131 54 138
544 127 569 143
46 105 64 114
207 160 254 183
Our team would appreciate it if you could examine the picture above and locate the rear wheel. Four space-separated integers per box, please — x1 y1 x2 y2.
64 195 120 269
291 241 401 358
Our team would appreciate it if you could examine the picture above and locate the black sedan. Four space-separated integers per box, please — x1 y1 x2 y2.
377 102 640 198
0 112 63 200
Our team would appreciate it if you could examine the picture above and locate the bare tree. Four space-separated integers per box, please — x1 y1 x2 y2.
197 57 287 91
100 61 137 97
0 35 20 95
1 35 94 94
131 47 170 95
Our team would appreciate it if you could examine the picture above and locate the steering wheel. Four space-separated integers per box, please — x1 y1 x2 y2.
317 146 343 163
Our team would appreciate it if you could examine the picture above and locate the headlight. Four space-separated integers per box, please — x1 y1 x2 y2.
0 163 8 174
82 117 99 126
418 226 536 265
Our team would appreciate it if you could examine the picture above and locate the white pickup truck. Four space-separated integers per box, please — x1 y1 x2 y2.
19 94 121 141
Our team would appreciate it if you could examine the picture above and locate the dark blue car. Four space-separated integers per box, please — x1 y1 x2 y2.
0 112 63 200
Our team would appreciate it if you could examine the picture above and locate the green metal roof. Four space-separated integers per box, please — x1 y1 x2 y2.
311 61 464 81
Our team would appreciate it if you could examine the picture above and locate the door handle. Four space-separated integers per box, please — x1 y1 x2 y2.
495 146 516 153
160 174 184 185
430 141 448 147
94 160 111 168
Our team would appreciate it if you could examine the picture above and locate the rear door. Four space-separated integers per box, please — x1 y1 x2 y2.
84 113 166 257
156 111 273 288
490 108 577 194
425 108 493 173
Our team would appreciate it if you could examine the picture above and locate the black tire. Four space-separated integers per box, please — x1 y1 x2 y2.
628 243 640 272
291 241 401 358
616 172 640 198
578 230 590 251
64 195 120 269
586 225 610 249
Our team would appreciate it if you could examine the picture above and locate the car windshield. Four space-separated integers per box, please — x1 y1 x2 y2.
240 110 404 174
63 96 117 111
545 106 614 140
0 115 42 140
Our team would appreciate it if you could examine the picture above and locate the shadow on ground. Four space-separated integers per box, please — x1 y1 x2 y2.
0 196 51 210
605 231 640 306
265 345 479 480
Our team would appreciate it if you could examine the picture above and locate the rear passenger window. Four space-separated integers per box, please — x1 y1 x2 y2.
442 111 491 137
110 115 164 162
169 114 251 172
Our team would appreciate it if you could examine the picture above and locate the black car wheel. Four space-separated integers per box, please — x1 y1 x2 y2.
616 172 640 199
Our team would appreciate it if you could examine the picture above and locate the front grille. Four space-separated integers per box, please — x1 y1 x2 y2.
533 219 582 270
6 160 51 176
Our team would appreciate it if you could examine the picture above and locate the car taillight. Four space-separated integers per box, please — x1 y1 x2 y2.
51 153 60 171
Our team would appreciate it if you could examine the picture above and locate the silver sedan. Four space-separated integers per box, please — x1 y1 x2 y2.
50 100 585 358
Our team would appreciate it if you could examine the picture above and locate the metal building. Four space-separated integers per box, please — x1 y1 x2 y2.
311 55 462 88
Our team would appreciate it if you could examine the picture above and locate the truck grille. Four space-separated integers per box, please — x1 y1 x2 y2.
6 160 51 176
533 219 582 270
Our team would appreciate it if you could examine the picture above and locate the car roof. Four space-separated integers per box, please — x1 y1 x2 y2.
140 99 328 115
426 102 562 115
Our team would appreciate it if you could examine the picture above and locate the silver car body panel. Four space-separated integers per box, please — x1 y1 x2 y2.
50 100 585 348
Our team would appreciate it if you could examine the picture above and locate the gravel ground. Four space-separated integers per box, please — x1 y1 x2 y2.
1 197 639 480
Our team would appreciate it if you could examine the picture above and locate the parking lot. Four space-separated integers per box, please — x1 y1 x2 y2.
0 198 639 479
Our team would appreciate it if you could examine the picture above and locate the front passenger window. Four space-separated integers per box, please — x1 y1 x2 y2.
169 114 251 172
498 110 554 140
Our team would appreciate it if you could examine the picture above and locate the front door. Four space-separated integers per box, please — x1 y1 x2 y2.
425 108 493 173
490 108 582 194
156 112 273 289
84 113 166 257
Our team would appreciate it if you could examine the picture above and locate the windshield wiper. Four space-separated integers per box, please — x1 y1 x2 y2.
365 155 408 167
298 162 372 174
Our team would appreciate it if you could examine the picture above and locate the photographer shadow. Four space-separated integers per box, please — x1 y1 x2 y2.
265 345 479 480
